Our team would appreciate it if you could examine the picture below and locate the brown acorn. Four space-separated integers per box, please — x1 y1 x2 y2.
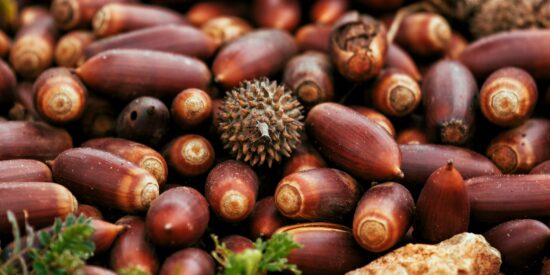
79 95 117 138
253 0 300 31
0 159 52 183
213 30 297 88
76 49 211 101
82 137 168 186
116 96 170 146
90 219 126 254
487 119 550 173
221 235 255 253
55 31 94 67
396 127 429 145
282 142 327 176
369 68 422 117
159 248 215 275
0 59 17 107
283 51 334 108
110 216 159 274
295 24 331 53
306 102 402 181
0 30 10 58
400 144 501 188
444 32 468 60
51 147 159 213
205 160 259 223
17 6 50 30
50 0 136 30
201 16 252 48
311 0 348 25
466 174 550 222
275 222 368 275
82 266 117 275
249 197 287 239
163 134 215 177
330 11 388 82
146 187 209 247
484 219 550 268
0 121 72 161
0 182 77 234
422 60 478 145
479 67 537 127
349 106 396 137
187 1 248 27
76 204 103 220
352 182 414 253
275 168 361 222
384 44 421 82
33 68 88 124
171 88 212 130
531 160 550 174
395 12 452 56
415 161 470 243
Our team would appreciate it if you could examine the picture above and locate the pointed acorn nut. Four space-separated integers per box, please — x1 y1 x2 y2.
415 161 470 243
159 248 215 275
90 219 126 254
111 216 159 274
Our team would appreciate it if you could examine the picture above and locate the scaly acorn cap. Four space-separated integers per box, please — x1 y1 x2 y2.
218 77 304 167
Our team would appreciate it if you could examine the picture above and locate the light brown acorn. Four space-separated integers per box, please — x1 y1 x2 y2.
171 88 212 130
0 182 77 235
90 219 126 254
51 147 159 213
160 248 215 275
0 159 52 183
487 119 550 173
311 0 348 25
163 134 215 177
395 12 452 56
352 182 414 253
0 30 10 58
369 68 422 117
82 137 168 186
384 44 421 82
50 0 136 30
0 59 17 107
186 1 248 27
33 67 88 124
205 160 259 223
55 31 94 67
76 204 103 220
253 0 301 31
530 160 550 174
306 102 402 181
202 16 252 48
249 197 288 239
349 106 396 137
415 161 470 243
282 142 327 176
479 67 537 127
295 24 331 53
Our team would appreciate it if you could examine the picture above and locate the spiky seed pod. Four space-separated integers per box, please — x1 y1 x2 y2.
218 78 304 167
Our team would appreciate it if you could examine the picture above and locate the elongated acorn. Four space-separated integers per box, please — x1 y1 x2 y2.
249 196 287 239
396 127 429 145
159 248 215 275
187 1 247 27
350 106 396 137
55 31 94 67
282 142 327 176
0 159 52 182
163 134 215 177
116 96 170 146
51 0 136 30
9 82 40 122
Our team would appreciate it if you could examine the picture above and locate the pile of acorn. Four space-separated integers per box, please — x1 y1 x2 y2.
0 0 550 274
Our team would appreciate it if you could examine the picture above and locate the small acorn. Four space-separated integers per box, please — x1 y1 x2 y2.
282 142 327 176
368 68 422 117
295 24 331 53
162 134 215 177
171 88 212 130
253 0 301 31
90 219 126 254
0 159 52 183
116 96 170 146
159 248 215 275
349 106 396 137
50 0 136 30
384 44 421 82
201 16 252 48
221 235 255 253
530 160 550 174
311 0 348 25
187 1 248 27
75 204 103 220
249 197 288 239
55 31 94 67
395 12 452 56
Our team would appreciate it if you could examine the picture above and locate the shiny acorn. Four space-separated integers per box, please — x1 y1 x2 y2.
369 68 422 117
396 127 429 145
50 0 136 30
295 24 331 53
253 0 300 31
90 219 126 254
202 16 253 48
282 142 327 176
384 44 421 82
116 96 170 146
163 134 215 177
159 248 215 275
55 31 94 67
395 12 452 56
0 159 52 183
171 88 212 130
311 0 348 25
249 196 288 239
187 1 248 27
75 204 103 220
349 106 396 137
221 235 255 253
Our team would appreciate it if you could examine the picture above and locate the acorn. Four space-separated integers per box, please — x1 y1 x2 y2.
275 222 368 275
8 82 39 121
146 187 209 247
55 31 94 67
283 51 334 108
0 159 52 183
349 106 396 137
422 60 478 145
395 12 451 56
76 49 211 101
162 134 215 177
249 196 288 239
306 102 402 181
90 219 126 254
531 160 550 174
205 160 259 223
311 0 348 25
487 119 550 173
275 168 361 222
484 219 550 268
253 0 300 31
51 147 159 213
76 204 103 220
384 44 421 82
171 88 212 130
212 29 297 88
466 174 550 223
17 6 50 30
116 96 170 146
479 67 537 127
50 0 136 30
187 1 248 27
33 67 88 124
217 78 304 167
201 16 252 48
444 32 468 60
82 266 117 275
282 142 327 176
400 144 501 188
110 216 159 275
82 137 168 186
0 121 72 161
295 24 331 53
0 182 77 235
221 235 255 253
0 30 10 58
159 248 215 275
368 68 422 117
330 11 387 82
415 161 470 243
396 127 429 145
79 95 117 138
352 182 414 253
0 59 17 107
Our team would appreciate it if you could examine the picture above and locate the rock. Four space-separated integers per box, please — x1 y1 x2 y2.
346 232 501 275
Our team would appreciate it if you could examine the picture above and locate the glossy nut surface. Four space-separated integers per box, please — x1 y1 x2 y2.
116 96 170 146
110 216 158 274
370 68 421 117
163 134 215 177
171 88 212 130
159 248 215 275
282 142 327 176
395 12 451 56
249 196 287 239
0 159 52 183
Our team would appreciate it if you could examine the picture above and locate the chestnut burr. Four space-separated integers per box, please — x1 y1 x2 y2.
212 29 297 88
171 88 212 130
531 160 550 174
116 96 170 146
90 219 126 254
0 121 72 161
444 32 468 60
201 16 252 48
55 31 94 67
330 11 387 82
422 60 478 145
0 30 10 58
76 49 211 101
76 204 103 220
110 216 158 274
479 67 537 127
0 59 17 107
159 248 215 275
82 137 168 186
0 159 52 183
282 142 327 176
50 0 136 30
205 160 259 223
186 2 248 27
275 168 361 222
415 161 470 243
79 95 116 138
484 219 550 268
352 182 414 253
368 69 421 117
295 24 331 53
395 12 451 56
311 0 348 25
0 182 77 235
221 235 255 253
384 44 421 82
306 102 402 181
349 106 396 137
487 119 550 173
163 134 215 177
146 187 209 247
33 68 88 124
253 0 300 31
466 174 550 223
51 147 159 213
249 197 287 239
